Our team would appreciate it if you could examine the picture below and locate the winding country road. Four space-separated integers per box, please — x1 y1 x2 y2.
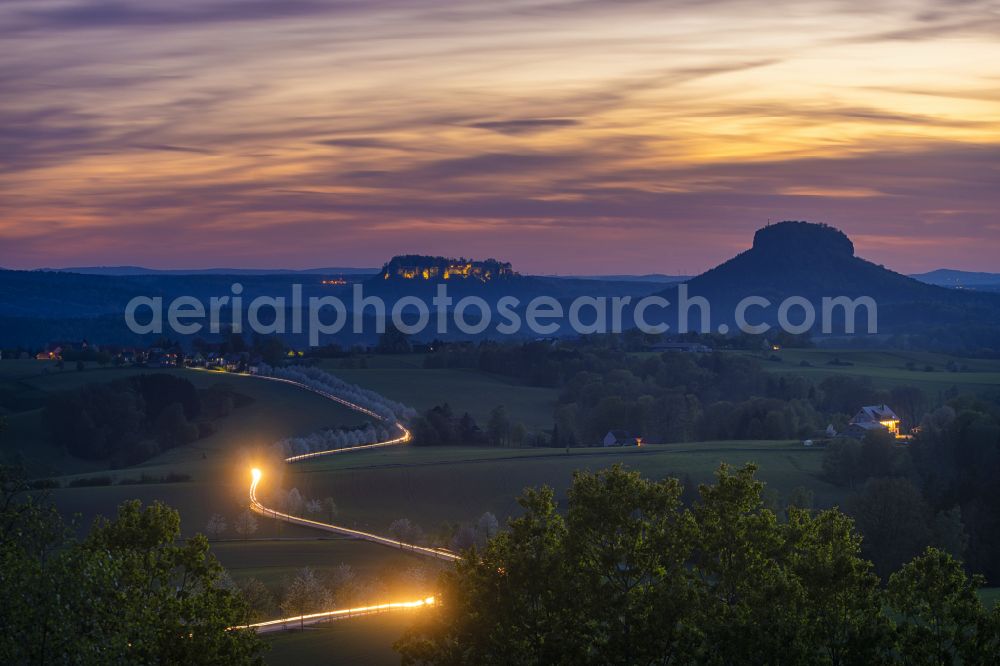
239 374 458 634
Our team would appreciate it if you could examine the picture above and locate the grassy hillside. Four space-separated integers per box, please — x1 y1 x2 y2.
212 538 441 591
1 365 367 475
739 348 1000 397
281 440 848 534
212 538 447 612
317 362 558 430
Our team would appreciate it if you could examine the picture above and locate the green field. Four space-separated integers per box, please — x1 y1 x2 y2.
743 348 1000 397
2 365 367 476
263 613 416 666
213 538 446 602
281 440 847 534
317 362 558 430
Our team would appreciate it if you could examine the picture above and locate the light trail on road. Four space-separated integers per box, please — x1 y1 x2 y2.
240 597 436 634
249 466 458 562
233 372 458 633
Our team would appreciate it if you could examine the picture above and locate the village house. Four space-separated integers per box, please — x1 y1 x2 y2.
34 340 90 360
35 345 63 360
840 404 901 440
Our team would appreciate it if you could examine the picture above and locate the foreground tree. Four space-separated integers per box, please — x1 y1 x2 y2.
0 468 264 664
406 485 573 665
566 465 698 664
850 477 931 578
888 547 998 665
396 464 996 666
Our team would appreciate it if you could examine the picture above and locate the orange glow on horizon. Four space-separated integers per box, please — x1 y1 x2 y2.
4 1 1000 273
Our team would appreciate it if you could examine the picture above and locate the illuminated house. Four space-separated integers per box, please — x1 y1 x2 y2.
379 255 515 283
35 345 63 360
844 404 901 439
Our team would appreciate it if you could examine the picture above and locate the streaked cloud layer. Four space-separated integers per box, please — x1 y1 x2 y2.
2 0 998 273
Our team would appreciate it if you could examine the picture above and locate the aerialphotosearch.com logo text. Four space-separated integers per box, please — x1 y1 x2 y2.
124 283 878 345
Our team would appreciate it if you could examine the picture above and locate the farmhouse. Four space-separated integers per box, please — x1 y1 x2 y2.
841 404 901 439
35 345 62 360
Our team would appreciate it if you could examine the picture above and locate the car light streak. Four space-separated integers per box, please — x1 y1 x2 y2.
233 372 459 633
249 466 457 561
232 597 436 634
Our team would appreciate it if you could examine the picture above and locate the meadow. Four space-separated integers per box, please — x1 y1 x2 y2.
282 440 847 534
211 538 439 591
318 360 558 430
2 362 367 476
740 348 1000 398
262 613 415 666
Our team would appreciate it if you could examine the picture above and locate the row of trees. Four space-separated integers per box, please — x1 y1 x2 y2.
273 564 422 629
260 476 501 554
272 423 390 459
410 404 533 448
269 365 416 422
553 352 929 445
205 510 261 540
396 464 1000 665
418 339 934 446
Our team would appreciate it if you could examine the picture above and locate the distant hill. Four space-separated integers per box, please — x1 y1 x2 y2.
37 265 379 276
361 255 668 304
0 262 665 347
910 269 1000 288
657 221 1000 332
3 228 998 348
684 222 940 300
376 255 517 283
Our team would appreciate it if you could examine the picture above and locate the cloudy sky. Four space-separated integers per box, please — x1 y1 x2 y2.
2 0 998 273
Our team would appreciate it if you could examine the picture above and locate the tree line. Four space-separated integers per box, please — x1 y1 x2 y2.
396 464 1000 665
421 339 934 446
43 375 248 465
410 403 534 448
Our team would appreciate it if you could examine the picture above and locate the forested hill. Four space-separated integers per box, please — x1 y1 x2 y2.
656 221 1000 330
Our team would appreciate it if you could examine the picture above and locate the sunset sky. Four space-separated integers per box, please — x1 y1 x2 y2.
2 0 999 274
